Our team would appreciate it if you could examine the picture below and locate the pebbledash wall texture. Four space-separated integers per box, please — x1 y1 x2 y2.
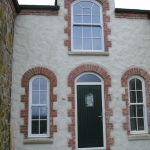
11 0 150 150
0 0 16 149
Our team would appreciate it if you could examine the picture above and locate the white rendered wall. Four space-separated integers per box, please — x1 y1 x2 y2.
11 0 150 150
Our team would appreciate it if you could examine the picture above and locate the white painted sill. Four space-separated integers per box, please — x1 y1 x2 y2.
23 138 53 144
128 134 150 141
68 51 109 56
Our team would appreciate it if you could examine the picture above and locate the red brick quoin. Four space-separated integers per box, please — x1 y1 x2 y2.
67 64 114 150
20 67 57 139
64 0 112 52
121 68 150 135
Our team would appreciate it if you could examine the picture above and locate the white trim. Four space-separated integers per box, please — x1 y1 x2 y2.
128 75 148 134
71 0 104 52
28 75 50 137
75 72 106 150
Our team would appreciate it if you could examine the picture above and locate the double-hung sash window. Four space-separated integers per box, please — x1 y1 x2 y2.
72 0 104 51
129 76 147 134
28 76 50 137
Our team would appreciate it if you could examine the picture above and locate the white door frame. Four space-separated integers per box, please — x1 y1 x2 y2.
75 72 106 150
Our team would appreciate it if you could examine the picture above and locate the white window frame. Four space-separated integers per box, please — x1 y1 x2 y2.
128 75 148 134
28 75 50 137
71 0 104 52
75 72 106 150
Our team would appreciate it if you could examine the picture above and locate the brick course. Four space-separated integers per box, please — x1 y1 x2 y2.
115 13 148 19
67 64 114 150
121 68 150 135
20 67 57 139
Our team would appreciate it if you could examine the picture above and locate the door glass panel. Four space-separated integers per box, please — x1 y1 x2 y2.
74 15 82 23
93 38 101 50
129 79 135 90
40 120 47 134
40 107 47 119
32 107 39 119
83 38 92 50
137 105 144 117
32 91 39 104
138 118 144 130
73 26 82 37
85 93 94 107
137 91 143 103
32 78 39 90
73 3 81 14
40 78 47 90
130 118 137 131
136 79 142 90
130 91 136 103
83 16 91 23
32 120 39 134
130 105 136 117
83 26 91 37
77 74 101 82
40 91 47 104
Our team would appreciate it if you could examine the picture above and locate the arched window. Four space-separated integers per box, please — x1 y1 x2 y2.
128 76 147 133
28 75 50 137
72 0 104 51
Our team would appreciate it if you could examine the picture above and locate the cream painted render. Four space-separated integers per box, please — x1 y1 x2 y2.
11 0 150 150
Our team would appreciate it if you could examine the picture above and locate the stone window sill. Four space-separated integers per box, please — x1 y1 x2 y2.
128 134 150 141
68 51 109 56
23 138 53 144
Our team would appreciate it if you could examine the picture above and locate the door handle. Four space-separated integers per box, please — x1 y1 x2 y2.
98 113 103 121
98 116 101 117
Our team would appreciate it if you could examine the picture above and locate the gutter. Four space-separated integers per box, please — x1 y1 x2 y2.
115 8 150 19
12 0 60 13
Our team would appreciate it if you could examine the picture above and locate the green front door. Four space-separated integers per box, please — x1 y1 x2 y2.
77 85 103 148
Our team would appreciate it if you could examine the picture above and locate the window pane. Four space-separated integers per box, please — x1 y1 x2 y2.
92 4 100 15
40 78 47 90
83 38 92 50
73 26 82 37
92 16 100 24
80 1 93 7
77 74 101 82
73 3 81 14
83 16 91 23
32 107 39 119
137 91 143 103
138 118 144 130
74 15 82 23
92 26 101 37
40 107 47 119
136 79 142 90
32 120 39 134
130 118 137 131
129 79 135 90
130 91 136 103
93 38 101 50
137 105 144 117
32 78 39 90
74 38 82 50
40 120 47 134
83 8 91 14
32 91 39 104
83 26 91 37
40 91 47 104
130 105 136 117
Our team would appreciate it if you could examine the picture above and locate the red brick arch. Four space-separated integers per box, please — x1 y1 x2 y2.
20 67 57 139
121 68 150 135
67 64 114 150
